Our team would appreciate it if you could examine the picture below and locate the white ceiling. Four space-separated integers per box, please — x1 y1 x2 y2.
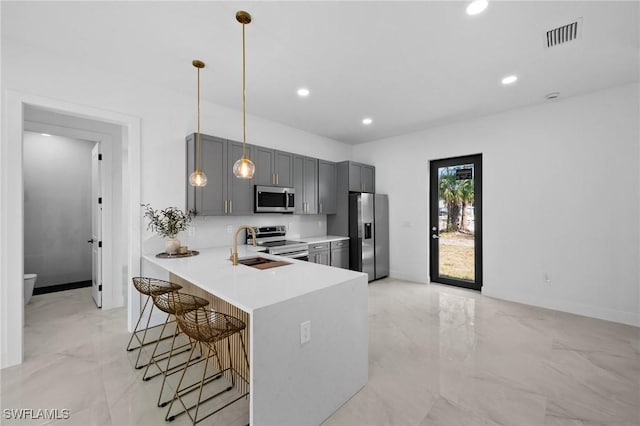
3 1 638 144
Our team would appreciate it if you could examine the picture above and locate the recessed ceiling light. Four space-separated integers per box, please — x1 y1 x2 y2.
501 75 518 85
41 133 51 137
297 88 310 97
362 118 373 125
466 0 488 15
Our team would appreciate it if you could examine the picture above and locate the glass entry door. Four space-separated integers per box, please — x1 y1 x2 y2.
429 154 482 291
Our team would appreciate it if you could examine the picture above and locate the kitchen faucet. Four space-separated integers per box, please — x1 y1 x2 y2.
230 225 257 265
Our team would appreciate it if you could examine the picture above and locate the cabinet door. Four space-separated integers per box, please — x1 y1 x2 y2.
348 162 362 192
318 160 337 214
311 250 330 265
274 150 294 187
362 165 375 193
293 155 305 214
331 247 349 269
227 142 255 215
187 134 227 216
304 157 318 214
253 146 275 186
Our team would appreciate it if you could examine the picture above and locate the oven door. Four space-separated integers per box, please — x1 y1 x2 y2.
255 186 295 213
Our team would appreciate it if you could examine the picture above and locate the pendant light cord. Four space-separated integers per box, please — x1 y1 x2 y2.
242 22 247 158
196 66 201 172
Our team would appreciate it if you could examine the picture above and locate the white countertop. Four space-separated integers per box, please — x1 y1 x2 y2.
299 235 349 244
143 246 365 313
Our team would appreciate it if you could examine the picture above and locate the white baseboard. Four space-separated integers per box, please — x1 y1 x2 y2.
483 287 640 327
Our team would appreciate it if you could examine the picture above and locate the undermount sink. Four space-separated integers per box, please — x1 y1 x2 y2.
236 257 292 270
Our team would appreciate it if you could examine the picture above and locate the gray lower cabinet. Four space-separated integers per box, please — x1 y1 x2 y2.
309 242 330 266
186 133 254 216
330 240 349 269
293 155 318 214
318 160 337 214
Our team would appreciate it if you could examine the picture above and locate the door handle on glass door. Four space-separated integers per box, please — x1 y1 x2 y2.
432 234 439 239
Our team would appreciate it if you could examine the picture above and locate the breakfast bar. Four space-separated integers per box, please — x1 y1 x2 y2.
142 246 368 425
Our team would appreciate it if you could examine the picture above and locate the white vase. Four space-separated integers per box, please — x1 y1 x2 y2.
165 237 180 254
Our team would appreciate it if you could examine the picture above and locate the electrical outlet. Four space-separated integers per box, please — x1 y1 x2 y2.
226 225 233 234
300 321 311 345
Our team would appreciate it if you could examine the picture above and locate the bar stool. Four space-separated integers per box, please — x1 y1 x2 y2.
126 277 182 369
166 308 250 425
142 291 210 407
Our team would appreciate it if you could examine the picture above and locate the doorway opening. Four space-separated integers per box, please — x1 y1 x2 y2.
22 131 102 306
429 154 482 291
1 90 141 369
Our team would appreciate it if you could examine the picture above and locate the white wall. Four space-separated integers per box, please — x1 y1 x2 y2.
23 132 93 287
354 83 640 326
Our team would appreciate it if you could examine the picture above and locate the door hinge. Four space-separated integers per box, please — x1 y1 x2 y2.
98 154 102 160
98 241 102 248
98 284 102 291
98 197 102 204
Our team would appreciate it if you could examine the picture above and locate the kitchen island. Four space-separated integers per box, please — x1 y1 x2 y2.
142 246 368 426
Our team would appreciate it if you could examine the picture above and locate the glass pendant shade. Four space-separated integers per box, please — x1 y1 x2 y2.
189 170 208 187
233 155 255 179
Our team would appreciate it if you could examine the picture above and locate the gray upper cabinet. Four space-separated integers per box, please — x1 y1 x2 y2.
186 133 254 216
254 146 275 186
275 151 294 187
227 142 255 215
347 161 375 193
362 165 375 193
318 160 337 214
186 134 227 216
253 147 293 187
293 155 318 214
304 157 318 214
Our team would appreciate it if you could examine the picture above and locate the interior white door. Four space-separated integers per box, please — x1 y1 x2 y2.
91 143 102 307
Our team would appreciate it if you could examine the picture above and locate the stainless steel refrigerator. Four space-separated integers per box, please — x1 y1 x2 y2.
349 193 389 281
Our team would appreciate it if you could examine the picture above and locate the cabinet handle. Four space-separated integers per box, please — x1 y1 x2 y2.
314 245 324 249
224 200 228 214
319 203 322 213
229 200 233 214
276 174 279 185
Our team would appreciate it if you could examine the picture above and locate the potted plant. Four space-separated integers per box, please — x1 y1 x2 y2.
142 204 194 254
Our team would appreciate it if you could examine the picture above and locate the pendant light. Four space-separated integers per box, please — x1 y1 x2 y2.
232 10 256 179
189 59 208 187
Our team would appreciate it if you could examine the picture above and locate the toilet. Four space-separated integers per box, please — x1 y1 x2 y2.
24 274 37 305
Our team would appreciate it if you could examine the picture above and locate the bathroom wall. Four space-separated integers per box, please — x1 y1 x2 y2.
23 132 94 287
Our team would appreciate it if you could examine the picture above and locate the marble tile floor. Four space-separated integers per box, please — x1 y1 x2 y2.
1 281 638 426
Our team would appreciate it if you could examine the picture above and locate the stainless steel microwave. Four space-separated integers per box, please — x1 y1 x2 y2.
255 185 295 213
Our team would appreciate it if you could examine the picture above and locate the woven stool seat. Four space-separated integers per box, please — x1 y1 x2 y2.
153 292 209 315
176 309 246 344
132 277 182 296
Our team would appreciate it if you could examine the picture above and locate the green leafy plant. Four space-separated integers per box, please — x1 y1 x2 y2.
141 204 194 239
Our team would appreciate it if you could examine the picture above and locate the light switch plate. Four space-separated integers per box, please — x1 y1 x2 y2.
300 321 311 345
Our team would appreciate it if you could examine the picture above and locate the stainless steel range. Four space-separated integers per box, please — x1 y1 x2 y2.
247 225 309 260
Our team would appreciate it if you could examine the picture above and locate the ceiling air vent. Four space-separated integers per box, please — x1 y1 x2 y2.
545 18 582 48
